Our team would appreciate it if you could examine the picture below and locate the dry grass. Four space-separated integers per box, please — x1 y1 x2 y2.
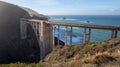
112 50 120 58
82 52 115 64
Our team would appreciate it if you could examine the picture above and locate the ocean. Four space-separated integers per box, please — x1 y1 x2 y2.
49 15 120 44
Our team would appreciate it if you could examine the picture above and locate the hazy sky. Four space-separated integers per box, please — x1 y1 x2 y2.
1 0 120 15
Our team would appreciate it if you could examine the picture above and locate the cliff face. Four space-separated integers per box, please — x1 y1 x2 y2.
21 7 48 20
0 1 48 63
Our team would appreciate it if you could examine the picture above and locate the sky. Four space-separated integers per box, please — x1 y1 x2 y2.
1 0 120 15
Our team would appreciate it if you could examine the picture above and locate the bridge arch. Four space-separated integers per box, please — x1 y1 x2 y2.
20 18 54 60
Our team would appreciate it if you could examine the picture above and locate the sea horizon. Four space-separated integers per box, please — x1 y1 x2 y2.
49 15 120 44
48 15 120 16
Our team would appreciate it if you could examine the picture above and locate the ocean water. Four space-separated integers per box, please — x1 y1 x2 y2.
49 15 120 44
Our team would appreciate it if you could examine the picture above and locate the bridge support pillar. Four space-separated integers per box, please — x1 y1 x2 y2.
83 28 91 43
39 21 53 60
111 30 118 38
39 21 45 60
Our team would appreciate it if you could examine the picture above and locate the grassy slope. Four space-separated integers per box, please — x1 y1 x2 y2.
41 38 120 67
0 38 120 67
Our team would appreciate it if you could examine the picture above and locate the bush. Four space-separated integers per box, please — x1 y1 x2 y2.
84 54 116 64
0 63 42 67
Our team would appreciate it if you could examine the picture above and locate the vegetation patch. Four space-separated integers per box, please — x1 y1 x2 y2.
0 38 120 67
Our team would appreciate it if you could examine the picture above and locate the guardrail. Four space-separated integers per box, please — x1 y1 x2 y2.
29 19 120 45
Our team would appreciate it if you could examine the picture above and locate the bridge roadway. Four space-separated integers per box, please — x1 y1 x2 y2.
29 19 120 31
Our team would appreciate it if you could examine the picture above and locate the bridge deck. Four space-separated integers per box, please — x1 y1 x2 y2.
29 19 120 31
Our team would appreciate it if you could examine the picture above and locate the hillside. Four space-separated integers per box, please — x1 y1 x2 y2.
41 38 120 67
21 7 48 20
0 38 120 67
0 1 48 63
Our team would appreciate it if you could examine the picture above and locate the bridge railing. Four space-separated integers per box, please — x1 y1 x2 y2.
29 19 120 45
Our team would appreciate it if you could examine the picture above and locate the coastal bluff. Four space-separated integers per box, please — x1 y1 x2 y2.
0 1 57 63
